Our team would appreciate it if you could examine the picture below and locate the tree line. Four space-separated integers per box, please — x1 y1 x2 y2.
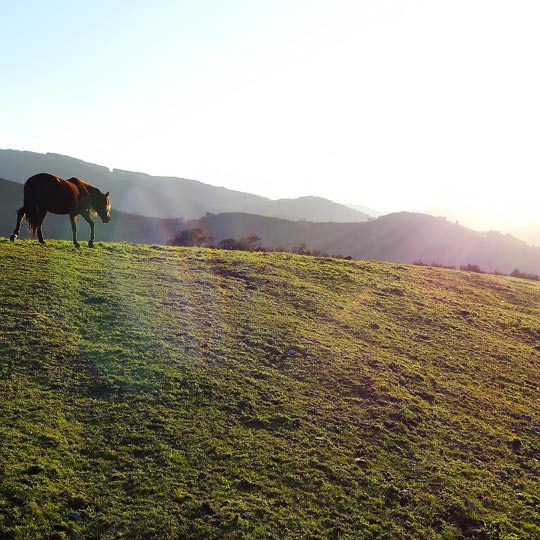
168 227 352 259
414 260 540 282
170 228 540 280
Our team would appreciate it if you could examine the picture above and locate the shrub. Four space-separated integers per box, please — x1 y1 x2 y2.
217 236 263 251
509 269 540 281
459 264 483 273
169 228 213 247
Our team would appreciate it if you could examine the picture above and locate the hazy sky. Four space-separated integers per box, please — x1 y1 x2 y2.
2 1 539 229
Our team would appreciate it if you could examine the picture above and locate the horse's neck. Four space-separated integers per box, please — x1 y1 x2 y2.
85 184 100 208
85 183 98 196
68 177 92 194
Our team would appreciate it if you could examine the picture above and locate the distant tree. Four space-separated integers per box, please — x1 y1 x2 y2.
217 238 238 250
169 227 213 247
510 269 540 281
459 264 483 273
292 243 309 255
217 235 263 252
242 235 263 251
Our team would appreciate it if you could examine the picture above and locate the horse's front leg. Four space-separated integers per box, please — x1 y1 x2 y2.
80 211 95 248
70 214 80 248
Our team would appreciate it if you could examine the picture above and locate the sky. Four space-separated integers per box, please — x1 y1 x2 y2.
1 0 540 230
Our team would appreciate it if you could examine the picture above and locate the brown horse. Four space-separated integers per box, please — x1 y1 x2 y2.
10 173 111 248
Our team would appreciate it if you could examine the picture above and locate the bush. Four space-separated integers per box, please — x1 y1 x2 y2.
169 228 213 247
217 236 263 252
510 269 540 281
459 264 483 273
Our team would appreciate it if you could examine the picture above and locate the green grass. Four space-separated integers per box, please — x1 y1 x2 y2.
1 239 539 539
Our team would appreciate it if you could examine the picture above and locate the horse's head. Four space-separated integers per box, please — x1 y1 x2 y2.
93 191 111 223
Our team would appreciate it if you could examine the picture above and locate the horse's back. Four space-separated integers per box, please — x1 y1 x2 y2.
25 172 62 186
23 173 78 214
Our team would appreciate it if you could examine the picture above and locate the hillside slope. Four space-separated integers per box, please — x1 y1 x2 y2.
190 211 540 274
1 241 539 539
0 149 371 222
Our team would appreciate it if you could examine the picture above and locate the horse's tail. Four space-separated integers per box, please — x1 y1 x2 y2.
23 204 41 236
22 176 48 237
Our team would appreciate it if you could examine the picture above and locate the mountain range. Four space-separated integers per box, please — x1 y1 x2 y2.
0 149 370 222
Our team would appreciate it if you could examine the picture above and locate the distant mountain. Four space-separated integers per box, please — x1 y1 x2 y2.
0 177 181 245
248 195 369 222
0 149 371 222
189 212 540 274
508 223 540 248
346 203 383 217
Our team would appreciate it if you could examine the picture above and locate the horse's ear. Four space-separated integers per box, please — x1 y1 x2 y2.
105 191 110 197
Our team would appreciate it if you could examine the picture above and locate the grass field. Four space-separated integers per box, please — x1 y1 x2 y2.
1 239 539 539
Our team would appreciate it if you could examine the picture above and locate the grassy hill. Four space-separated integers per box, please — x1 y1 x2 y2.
1 240 539 539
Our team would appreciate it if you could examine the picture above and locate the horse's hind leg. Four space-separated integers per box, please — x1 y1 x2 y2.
37 226 45 244
10 207 25 242
70 214 80 248
34 210 47 244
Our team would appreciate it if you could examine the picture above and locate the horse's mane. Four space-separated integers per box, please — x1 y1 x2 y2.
70 178 109 217
86 183 101 217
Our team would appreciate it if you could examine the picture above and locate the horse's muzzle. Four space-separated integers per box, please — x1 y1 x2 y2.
102 217 111 223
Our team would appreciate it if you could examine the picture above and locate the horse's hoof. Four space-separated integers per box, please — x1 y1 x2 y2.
74 242 81 248
9 234 16 242
88 241 95 248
